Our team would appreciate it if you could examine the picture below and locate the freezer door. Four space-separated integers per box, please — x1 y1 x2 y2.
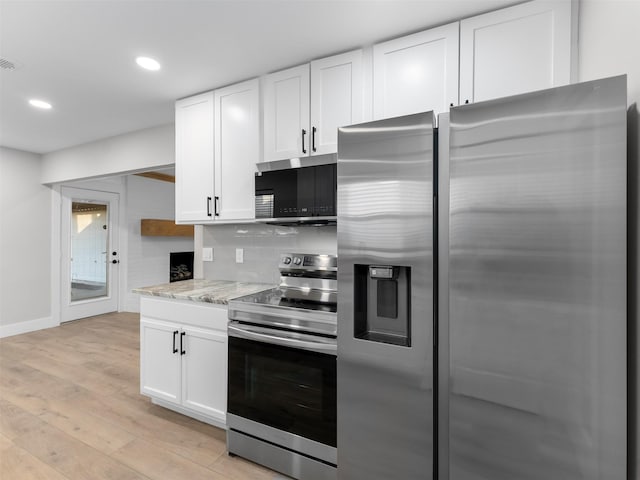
337 112 435 479
448 76 627 479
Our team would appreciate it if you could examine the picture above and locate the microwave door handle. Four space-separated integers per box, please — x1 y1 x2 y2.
228 324 336 355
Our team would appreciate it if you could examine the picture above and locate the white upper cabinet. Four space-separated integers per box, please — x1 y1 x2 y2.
175 79 259 224
459 1 574 103
214 78 259 221
310 50 363 155
263 49 363 162
263 64 310 162
175 92 215 223
373 22 459 120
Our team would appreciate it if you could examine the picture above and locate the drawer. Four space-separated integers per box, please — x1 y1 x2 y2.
140 296 228 331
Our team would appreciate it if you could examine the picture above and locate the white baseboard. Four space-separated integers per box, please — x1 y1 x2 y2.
123 296 141 314
150 397 227 430
0 316 59 339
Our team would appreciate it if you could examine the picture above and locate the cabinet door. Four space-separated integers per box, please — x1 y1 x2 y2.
214 79 259 221
373 22 459 120
175 92 215 223
310 50 363 156
263 64 310 162
460 1 573 104
181 326 227 423
140 318 181 404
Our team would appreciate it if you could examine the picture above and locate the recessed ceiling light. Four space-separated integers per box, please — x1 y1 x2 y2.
29 99 52 110
136 56 161 71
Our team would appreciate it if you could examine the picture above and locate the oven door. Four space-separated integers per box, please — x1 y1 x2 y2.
227 322 337 461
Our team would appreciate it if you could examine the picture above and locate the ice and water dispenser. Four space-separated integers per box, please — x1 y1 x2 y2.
353 264 411 347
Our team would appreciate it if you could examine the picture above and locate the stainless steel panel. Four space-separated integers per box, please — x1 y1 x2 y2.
228 297 337 336
337 112 435 479
258 215 337 226
228 322 337 355
227 413 337 464
448 76 627 479
278 279 338 303
227 429 337 480
256 152 337 172
437 113 451 480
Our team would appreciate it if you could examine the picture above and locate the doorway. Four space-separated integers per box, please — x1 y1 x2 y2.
60 187 120 322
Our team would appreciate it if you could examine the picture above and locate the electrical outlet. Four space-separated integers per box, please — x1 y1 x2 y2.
235 248 244 264
202 247 213 262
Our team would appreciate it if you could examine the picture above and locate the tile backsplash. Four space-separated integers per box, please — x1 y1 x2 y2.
202 224 337 284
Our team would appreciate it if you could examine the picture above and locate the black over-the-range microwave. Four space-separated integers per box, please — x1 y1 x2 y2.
255 157 336 225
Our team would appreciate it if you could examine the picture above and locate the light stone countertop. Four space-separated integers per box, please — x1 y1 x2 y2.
133 279 275 305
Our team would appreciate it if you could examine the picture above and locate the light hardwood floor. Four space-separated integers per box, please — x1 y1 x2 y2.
0 312 286 480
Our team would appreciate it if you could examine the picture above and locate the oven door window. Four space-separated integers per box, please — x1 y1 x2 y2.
228 337 336 447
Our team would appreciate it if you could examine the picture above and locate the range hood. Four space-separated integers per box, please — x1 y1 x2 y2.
254 153 337 226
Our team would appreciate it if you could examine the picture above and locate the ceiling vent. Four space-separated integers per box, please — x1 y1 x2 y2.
0 58 17 70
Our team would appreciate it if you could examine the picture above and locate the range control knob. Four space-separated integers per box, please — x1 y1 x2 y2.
293 256 302 266
282 256 292 265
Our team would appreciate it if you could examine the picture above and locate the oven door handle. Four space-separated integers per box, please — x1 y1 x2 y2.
228 323 336 355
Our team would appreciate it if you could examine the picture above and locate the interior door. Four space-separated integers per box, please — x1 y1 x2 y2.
60 186 119 322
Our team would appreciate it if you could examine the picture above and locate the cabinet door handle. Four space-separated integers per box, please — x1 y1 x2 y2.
172 330 179 354
214 196 220 216
206 196 212 217
180 331 186 355
312 126 317 152
301 129 307 154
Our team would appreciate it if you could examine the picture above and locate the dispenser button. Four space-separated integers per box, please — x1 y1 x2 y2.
283 256 292 265
370 266 393 279
293 256 302 265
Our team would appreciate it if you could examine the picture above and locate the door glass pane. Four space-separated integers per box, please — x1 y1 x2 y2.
70 202 108 302
228 337 337 447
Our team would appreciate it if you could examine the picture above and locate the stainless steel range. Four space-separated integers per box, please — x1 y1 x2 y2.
227 253 337 480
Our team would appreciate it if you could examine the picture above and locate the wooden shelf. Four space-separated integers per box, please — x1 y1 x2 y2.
141 219 194 237
135 172 175 183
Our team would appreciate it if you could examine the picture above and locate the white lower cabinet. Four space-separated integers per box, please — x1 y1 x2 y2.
180 325 227 419
140 297 227 427
140 319 182 404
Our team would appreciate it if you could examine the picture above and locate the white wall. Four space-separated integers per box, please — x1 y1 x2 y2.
202 224 336 284
124 174 193 312
41 123 174 185
578 1 639 476
0 147 55 336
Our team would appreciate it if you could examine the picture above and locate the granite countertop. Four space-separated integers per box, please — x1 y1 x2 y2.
133 279 275 305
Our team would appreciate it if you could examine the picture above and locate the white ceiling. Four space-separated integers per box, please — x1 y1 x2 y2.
0 0 519 154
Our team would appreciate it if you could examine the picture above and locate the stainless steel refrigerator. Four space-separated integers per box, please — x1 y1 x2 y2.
336 75 627 480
